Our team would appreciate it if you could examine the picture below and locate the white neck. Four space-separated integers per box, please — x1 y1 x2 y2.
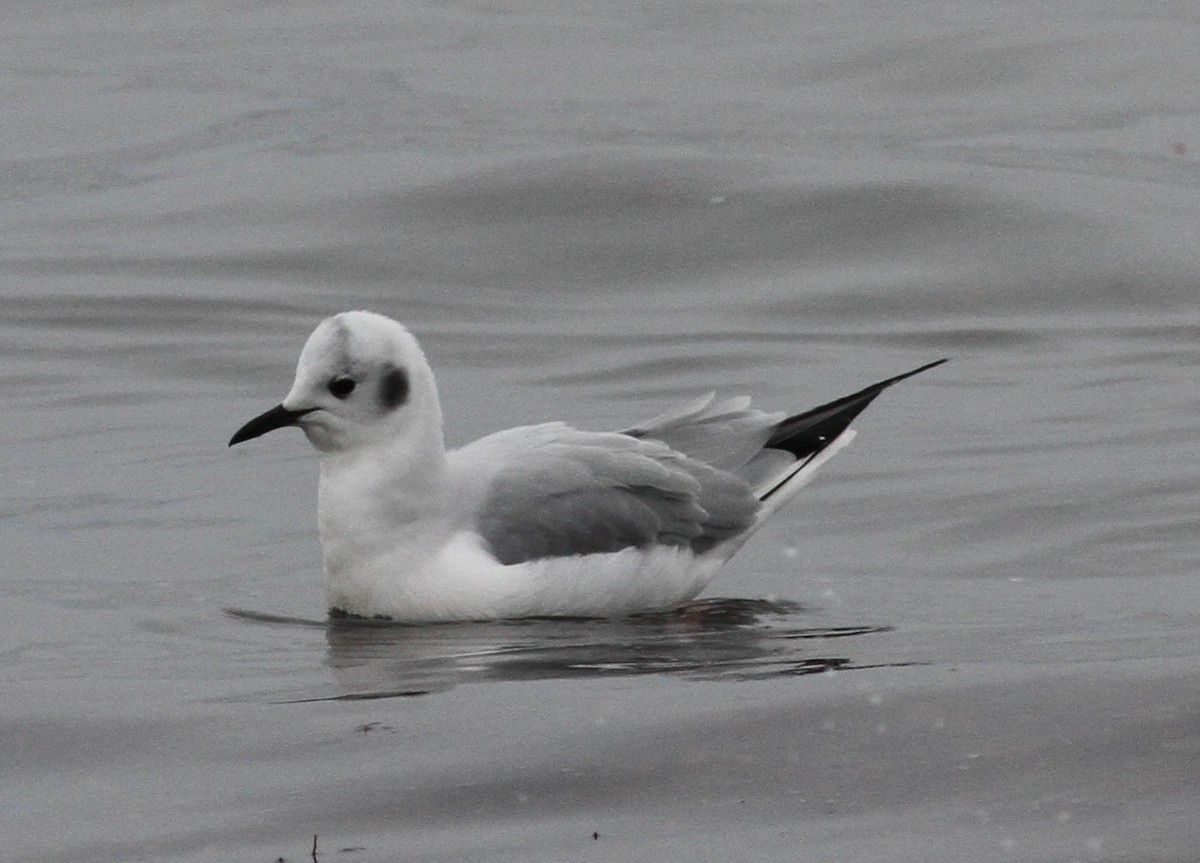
316 419 448 611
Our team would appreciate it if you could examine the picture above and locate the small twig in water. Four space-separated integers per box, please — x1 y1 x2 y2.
312 834 318 862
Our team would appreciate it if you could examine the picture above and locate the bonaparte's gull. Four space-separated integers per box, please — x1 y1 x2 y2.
230 311 944 622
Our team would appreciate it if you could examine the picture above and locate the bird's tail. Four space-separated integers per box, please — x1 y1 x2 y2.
715 358 946 559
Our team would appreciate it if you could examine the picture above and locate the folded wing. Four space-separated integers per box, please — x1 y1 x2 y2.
462 359 946 566
463 425 760 565
621 393 784 471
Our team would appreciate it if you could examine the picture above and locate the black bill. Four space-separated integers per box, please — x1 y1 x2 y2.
228 404 316 446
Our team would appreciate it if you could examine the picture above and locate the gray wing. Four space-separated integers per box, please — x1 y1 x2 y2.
621 393 785 472
461 424 759 566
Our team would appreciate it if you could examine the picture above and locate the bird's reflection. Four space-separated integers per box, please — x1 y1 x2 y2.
228 598 903 701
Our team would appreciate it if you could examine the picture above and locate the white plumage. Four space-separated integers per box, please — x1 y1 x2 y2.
230 311 942 622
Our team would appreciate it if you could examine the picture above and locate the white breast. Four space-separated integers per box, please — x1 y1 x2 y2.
324 532 724 622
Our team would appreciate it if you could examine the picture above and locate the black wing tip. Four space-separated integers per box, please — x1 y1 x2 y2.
906 356 949 375
866 357 949 391
766 358 947 459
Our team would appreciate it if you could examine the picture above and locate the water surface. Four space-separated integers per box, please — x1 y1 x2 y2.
3 2 1200 861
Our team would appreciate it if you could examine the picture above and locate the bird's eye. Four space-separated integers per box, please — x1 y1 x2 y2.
328 377 356 399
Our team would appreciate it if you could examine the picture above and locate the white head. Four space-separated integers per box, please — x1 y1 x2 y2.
230 311 444 455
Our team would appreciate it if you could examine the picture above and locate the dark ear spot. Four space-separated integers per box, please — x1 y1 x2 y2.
378 365 409 411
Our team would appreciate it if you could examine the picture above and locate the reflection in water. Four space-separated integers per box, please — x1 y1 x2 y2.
229 599 907 701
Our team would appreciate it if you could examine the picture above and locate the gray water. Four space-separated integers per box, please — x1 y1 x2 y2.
4 2 1200 861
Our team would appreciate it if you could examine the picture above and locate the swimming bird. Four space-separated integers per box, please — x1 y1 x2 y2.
229 311 943 622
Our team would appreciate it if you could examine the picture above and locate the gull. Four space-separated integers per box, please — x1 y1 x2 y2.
230 311 944 622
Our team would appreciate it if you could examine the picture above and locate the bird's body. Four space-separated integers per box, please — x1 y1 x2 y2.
314 417 855 621
230 311 942 623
